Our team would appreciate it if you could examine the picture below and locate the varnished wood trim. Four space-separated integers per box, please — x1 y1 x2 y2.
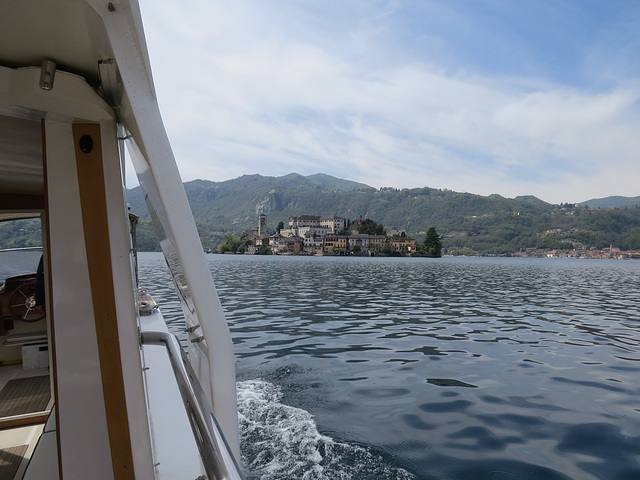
0 411 50 430
73 123 135 479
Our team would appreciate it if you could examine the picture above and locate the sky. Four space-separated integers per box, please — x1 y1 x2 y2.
137 0 640 204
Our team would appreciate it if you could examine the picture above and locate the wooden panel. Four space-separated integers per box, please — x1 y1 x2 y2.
0 412 49 431
72 123 134 480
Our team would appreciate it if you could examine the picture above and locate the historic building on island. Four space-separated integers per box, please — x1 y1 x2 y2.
248 215 416 255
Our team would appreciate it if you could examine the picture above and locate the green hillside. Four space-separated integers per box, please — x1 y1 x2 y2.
580 196 640 209
4 174 638 254
125 174 640 255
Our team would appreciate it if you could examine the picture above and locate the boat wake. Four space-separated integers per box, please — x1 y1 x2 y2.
237 379 415 480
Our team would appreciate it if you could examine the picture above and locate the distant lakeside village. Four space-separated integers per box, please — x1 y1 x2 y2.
214 214 640 259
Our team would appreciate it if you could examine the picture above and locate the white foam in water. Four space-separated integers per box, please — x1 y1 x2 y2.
237 379 415 480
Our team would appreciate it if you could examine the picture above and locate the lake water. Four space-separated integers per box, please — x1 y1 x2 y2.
138 253 640 480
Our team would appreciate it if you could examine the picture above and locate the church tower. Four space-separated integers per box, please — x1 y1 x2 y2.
258 214 267 237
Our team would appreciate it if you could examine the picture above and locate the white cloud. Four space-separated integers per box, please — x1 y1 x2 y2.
137 0 640 204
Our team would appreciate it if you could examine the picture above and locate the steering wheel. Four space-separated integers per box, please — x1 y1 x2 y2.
9 282 45 322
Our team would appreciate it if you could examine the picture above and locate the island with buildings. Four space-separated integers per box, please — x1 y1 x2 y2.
241 214 424 256
215 213 640 259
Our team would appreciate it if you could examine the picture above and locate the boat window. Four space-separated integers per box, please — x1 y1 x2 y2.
0 246 43 285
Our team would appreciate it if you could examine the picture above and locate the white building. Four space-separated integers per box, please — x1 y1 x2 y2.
289 215 321 229
298 226 331 238
320 216 345 233
303 231 325 253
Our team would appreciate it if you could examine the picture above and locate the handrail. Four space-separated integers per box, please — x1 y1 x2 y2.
0 247 43 253
140 330 244 480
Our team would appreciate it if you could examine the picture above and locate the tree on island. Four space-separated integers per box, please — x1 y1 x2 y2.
355 218 386 235
276 221 284 234
423 227 442 257
219 232 251 253
257 244 272 255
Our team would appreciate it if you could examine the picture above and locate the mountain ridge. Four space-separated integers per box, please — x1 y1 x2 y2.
2 174 637 254
125 173 640 254
579 195 640 209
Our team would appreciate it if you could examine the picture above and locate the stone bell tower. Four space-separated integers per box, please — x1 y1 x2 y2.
258 213 267 237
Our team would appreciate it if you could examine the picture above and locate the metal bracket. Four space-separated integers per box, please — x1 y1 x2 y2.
39 60 56 90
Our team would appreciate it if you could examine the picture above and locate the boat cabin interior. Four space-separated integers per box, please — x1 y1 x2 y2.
0 242 52 479
0 1 242 478
0 53 164 478
0 83 60 478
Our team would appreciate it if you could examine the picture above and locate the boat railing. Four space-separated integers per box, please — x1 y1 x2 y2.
140 330 244 480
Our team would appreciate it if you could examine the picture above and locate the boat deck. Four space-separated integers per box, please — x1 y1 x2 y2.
0 376 50 419
0 365 52 480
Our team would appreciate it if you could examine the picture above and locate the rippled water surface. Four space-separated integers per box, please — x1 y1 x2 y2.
139 254 640 480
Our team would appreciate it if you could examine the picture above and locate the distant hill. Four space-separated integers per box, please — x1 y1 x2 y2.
127 173 375 228
126 173 552 234
304 173 374 191
3 173 637 254
580 196 640 209
125 173 640 254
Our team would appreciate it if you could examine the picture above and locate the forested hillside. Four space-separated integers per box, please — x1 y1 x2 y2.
2 173 639 255
125 174 640 255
